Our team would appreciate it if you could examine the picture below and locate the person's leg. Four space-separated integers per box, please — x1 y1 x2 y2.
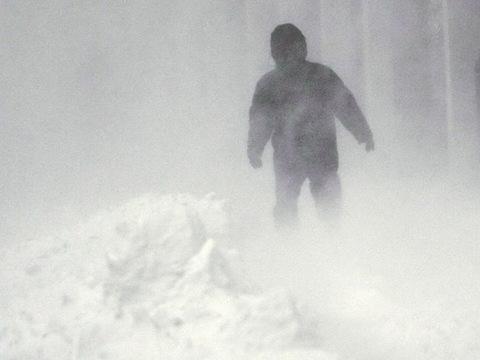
273 160 306 228
308 167 342 224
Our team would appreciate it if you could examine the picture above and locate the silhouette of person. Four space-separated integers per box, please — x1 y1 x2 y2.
248 24 374 227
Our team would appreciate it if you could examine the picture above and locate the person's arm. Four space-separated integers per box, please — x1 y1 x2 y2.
330 72 374 151
247 77 275 168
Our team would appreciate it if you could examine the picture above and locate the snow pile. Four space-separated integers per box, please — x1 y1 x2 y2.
0 194 333 360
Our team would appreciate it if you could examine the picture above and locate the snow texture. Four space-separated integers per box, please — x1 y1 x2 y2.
1 193 479 360
0 194 333 360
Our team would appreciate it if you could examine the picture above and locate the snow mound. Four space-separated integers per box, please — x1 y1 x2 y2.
0 194 333 360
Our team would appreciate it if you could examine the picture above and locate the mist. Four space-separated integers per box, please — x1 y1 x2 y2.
1 1 480 359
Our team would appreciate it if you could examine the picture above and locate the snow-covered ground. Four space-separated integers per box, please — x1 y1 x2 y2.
239 177 480 360
1 187 479 359
0 194 333 359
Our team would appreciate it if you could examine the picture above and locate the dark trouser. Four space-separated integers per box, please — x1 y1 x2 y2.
273 159 341 227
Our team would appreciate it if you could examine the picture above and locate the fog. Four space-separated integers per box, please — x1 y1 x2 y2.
1 1 480 359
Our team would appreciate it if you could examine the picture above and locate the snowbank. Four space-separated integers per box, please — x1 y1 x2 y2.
0 194 333 360
2 192 478 360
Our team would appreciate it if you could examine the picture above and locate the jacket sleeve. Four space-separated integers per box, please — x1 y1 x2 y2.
248 77 275 158
330 72 373 144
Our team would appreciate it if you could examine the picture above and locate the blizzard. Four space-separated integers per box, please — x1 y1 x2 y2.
2 1 480 359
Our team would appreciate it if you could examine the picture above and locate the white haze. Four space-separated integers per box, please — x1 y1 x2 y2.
1 1 480 359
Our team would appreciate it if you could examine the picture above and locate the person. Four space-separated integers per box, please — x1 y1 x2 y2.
247 23 374 227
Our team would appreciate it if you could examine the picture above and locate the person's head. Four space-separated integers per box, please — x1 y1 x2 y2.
270 24 307 70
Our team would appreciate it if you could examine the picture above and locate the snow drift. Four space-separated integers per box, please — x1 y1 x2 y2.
1 192 479 360
0 194 333 360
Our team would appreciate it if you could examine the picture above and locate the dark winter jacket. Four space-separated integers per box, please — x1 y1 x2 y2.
248 61 372 170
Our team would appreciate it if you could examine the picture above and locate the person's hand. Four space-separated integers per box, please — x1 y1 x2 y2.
248 153 263 169
365 137 375 152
